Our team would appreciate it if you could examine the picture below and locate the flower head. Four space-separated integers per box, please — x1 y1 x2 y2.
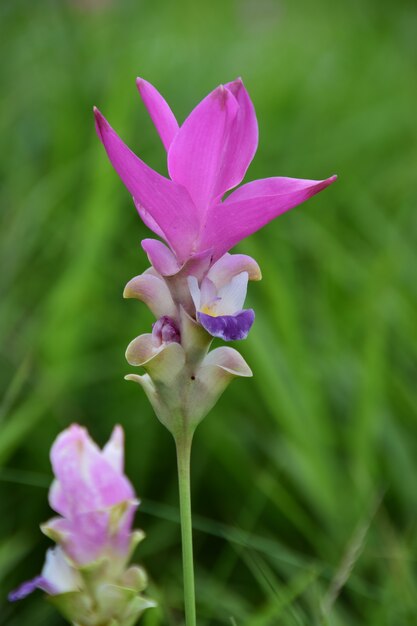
94 78 336 272
10 425 154 625
95 78 336 433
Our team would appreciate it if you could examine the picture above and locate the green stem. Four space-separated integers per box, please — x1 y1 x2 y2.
175 431 196 626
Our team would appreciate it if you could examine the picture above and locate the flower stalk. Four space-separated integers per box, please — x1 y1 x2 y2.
176 430 196 626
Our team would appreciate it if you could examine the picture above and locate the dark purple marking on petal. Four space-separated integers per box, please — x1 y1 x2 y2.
8 576 52 602
198 309 255 341
152 316 181 345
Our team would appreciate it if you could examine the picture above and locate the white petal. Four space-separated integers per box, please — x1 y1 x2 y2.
216 271 249 315
187 276 201 311
199 277 218 307
41 548 80 594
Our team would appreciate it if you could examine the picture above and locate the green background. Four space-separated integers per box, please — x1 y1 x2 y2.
1 0 416 624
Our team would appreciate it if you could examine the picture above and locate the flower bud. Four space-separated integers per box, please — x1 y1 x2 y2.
9 425 155 626
152 315 181 346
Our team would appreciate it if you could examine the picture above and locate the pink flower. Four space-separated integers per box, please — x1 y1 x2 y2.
94 78 336 273
9 426 155 623
44 424 137 565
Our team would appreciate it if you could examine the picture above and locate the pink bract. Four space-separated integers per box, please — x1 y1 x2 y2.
94 78 336 268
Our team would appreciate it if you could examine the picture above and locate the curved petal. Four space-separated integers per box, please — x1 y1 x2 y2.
203 346 253 376
167 85 239 214
207 252 261 289
213 78 258 199
125 333 159 367
141 239 180 276
225 175 337 203
136 78 179 151
125 373 173 431
133 198 166 240
198 309 255 341
185 347 252 426
124 272 177 319
201 175 337 258
126 334 186 382
94 108 198 261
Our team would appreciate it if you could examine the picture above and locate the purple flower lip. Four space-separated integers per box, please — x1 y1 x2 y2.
198 309 255 341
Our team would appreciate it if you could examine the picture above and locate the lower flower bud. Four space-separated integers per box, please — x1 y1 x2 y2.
9 425 155 626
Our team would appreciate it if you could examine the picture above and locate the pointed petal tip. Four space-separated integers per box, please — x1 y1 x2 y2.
227 76 244 89
93 107 107 141
110 424 124 443
319 174 338 190
214 84 233 107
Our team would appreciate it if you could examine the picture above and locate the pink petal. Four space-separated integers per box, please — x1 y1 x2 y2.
94 108 198 261
50 424 134 517
57 505 136 565
133 198 166 240
141 239 180 276
102 425 124 473
136 78 179 151
49 480 69 518
212 78 258 199
201 175 337 258
167 85 239 214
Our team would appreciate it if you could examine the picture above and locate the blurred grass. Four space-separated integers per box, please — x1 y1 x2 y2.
1 0 416 624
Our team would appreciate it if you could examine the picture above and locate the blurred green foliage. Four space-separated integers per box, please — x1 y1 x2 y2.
1 0 416 624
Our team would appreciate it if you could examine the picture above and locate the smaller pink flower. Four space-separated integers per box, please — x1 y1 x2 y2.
45 423 137 566
9 425 152 617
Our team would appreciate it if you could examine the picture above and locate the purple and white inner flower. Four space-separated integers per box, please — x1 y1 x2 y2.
188 271 255 341
9 547 80 601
